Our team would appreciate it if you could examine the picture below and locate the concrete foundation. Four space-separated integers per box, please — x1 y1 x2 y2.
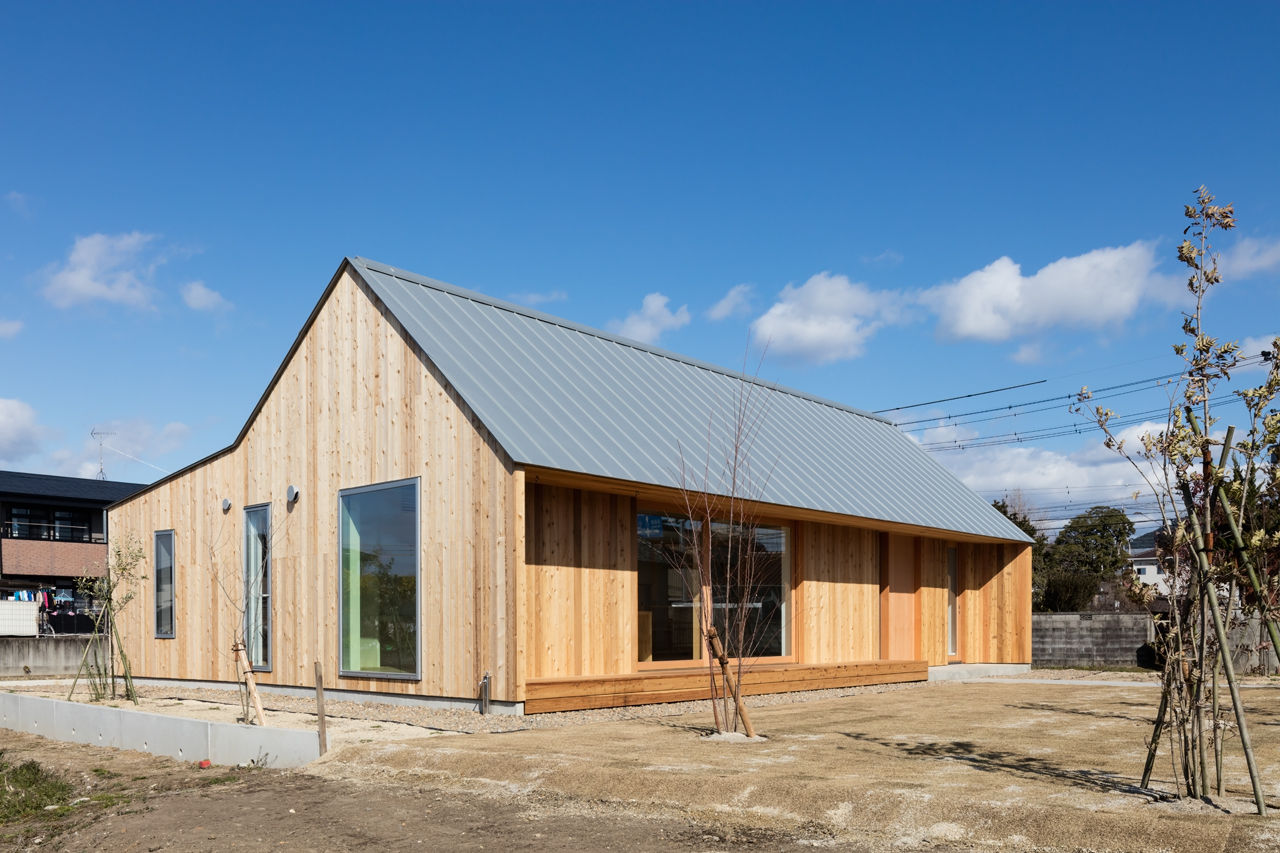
131 676 526 715
0 691 319 768
928 663 1030 681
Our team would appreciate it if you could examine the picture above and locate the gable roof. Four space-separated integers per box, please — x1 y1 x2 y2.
0 470 147 505
349 258 1029 543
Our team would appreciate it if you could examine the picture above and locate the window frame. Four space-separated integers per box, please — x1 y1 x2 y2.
635 504 794 669
243 502 272 672
336 477 422 681
154 529 176 639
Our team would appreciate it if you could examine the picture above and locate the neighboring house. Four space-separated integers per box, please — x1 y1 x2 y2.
1128 528 1172 597
1 470 146 597
108 257 1033 714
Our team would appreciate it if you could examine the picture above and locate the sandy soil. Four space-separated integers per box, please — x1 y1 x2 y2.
4 677 1280 851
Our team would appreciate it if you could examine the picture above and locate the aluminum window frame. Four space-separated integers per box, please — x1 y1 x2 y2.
154 529 176 640
336 476 422 682
243 502 273 672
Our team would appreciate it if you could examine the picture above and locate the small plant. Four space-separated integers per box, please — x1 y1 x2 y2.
69 537 145 704
0 752 74 823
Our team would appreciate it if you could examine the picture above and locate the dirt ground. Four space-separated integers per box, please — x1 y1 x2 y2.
5 677 1280 851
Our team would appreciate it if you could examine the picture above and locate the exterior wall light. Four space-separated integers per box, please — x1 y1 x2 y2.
286 485 300 505
221 498 232 513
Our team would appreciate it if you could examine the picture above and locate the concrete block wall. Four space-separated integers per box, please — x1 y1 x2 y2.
0 636 102 676
1032 612 1154 668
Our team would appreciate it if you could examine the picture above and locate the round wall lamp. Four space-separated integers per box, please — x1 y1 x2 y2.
286 485 300 505
221 498 232 513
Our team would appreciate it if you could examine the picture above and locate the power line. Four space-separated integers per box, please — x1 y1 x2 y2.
872 378 1047 414
895 370 1188 428
893 354 1266 429
921 395 1244 452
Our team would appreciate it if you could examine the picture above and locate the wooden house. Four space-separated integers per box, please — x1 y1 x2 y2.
108 258 1032 713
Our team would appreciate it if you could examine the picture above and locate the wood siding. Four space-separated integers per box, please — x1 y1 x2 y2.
524 484 636 680
109 269 523 702
795 522 880 662
957 542 1032 664
525 660 927 713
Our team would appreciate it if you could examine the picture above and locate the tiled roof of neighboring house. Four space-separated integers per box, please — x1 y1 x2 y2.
349 257 1030 543
0 470 148 504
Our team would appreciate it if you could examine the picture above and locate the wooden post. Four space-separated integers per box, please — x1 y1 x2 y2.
314 661 327 755
706 627 756 738
233 642 266 727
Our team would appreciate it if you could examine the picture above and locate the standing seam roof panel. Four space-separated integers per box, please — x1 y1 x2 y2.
348 258 1031 543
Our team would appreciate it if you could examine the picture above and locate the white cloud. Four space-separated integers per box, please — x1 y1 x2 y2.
509 289 568 306
1011 342 1041 364
43 232 158 308
43 232 160 308
4 191 29 217
1237 333 1279 373
181 280 232 312
0 399 44 463
0 319 21 339
751 272 903 364
862 249 903 266
1223 237 1280 279
708 284 753 321
610 293 691 344
920 241 1164 342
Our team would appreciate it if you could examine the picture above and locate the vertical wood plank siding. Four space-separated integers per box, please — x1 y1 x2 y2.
109 270 522 701
108 265 1031 708
524 484 636 679
796 523 879 662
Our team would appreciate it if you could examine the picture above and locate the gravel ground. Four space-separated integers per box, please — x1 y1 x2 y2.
4 676 940 734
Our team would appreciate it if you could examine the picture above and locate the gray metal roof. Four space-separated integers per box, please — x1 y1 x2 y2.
349 257 1030 543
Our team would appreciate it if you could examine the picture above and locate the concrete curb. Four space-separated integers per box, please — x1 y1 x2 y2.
0 691 319 768
928 663 1031 681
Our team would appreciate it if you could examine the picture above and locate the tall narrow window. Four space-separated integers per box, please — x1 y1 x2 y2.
339 479 419 678
244 504 271 670
155 530 175 639
947 546 958 657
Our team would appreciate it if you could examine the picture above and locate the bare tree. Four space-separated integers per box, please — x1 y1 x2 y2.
667 350 779 735
1077 187 1279 813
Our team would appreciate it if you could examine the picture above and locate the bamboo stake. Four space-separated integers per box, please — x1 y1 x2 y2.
1184 413 1280 669
233 642 266 726
1141 665 1172 788
1181 482 1267 815
706 627 756 738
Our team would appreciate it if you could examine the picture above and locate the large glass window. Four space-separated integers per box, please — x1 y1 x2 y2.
155 530 175 639
637 512 789 663
244 504 271 670
339 479 419 678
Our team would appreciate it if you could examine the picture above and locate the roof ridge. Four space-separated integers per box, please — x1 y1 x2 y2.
348 257 892 426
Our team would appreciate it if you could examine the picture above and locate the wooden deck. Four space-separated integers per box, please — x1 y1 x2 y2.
524 659 927 713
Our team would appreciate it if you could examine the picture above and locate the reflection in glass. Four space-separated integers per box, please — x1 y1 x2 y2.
244 505 271 669
340 481 418 676
636 512 788 663
155 530 174 638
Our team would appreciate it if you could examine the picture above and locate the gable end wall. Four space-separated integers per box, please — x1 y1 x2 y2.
108 269 522 702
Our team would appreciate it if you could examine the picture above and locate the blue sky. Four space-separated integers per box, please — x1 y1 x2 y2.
3 1 1279 536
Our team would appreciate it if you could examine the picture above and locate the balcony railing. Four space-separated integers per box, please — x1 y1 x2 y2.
1 521 105 544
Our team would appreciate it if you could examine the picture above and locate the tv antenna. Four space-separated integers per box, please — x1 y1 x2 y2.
89 426 116 480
